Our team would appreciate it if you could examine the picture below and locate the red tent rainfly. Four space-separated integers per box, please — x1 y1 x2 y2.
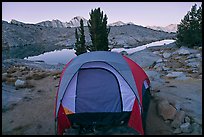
54 51 151 135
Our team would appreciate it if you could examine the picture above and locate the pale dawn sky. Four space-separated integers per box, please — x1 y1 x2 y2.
2 2 202 27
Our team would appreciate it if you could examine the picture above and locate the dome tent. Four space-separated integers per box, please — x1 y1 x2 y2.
54 51 151 135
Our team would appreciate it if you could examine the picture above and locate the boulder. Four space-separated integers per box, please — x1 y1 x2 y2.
187 62 200 68
157 99 177 120
166 72 186 78
127 49 161 68
195 53 201 58
176 48 190 55
174 46 199 55
180 122 192 133
15 79 26 88
171 110 185 128
163 52 171 58
173 128 182 134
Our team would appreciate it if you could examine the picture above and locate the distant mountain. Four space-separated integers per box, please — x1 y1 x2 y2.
108 21 136 26
108 21 126 26
68 16 88 27
36 16 88 28
146 24 178 33
2 19 176 49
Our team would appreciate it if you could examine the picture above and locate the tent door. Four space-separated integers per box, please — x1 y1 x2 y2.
75 68 122 113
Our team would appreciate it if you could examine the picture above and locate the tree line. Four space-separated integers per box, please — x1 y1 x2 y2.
176 4 202 48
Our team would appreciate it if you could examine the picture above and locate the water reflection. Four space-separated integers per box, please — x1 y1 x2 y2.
9 39 175 65
111 39 175 54
24 49 77 65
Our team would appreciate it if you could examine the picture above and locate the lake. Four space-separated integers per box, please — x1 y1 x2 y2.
24 39 175 65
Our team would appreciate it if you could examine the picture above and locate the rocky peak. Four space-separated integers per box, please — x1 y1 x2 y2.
10 19 25 25
108 21 126 26
68 16 88 27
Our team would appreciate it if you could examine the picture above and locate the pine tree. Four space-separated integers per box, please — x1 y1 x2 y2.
75 19 87 56
176 4 202 48
75 28 80 56
88 8 110 51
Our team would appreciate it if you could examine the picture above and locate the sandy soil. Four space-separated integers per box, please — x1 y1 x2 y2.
2 67 202 135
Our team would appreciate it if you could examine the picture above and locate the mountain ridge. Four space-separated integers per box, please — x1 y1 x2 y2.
2 18 176 50
8 16 177 32
146 24 178 33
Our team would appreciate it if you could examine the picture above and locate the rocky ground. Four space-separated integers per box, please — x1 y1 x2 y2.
2 43 202 135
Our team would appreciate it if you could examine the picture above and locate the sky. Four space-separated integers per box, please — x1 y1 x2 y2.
2 2 202 27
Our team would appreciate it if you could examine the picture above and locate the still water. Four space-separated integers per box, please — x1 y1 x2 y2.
24 39 175 65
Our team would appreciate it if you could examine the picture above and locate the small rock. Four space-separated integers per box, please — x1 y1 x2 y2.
19 66 26 71
157 99 177 120
180 122 192 133
171 110 185 128
175 56 182 60
195 53 201 58
173 128 182 134
153 51 160 55
162 66 170 71
156 59 163 63
164 120 171 124
163 52 171 58
15 79 26 88
192 70 198 73
184 116 191 123
53 76 57 80
198 46 202 50
153 63 165 69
